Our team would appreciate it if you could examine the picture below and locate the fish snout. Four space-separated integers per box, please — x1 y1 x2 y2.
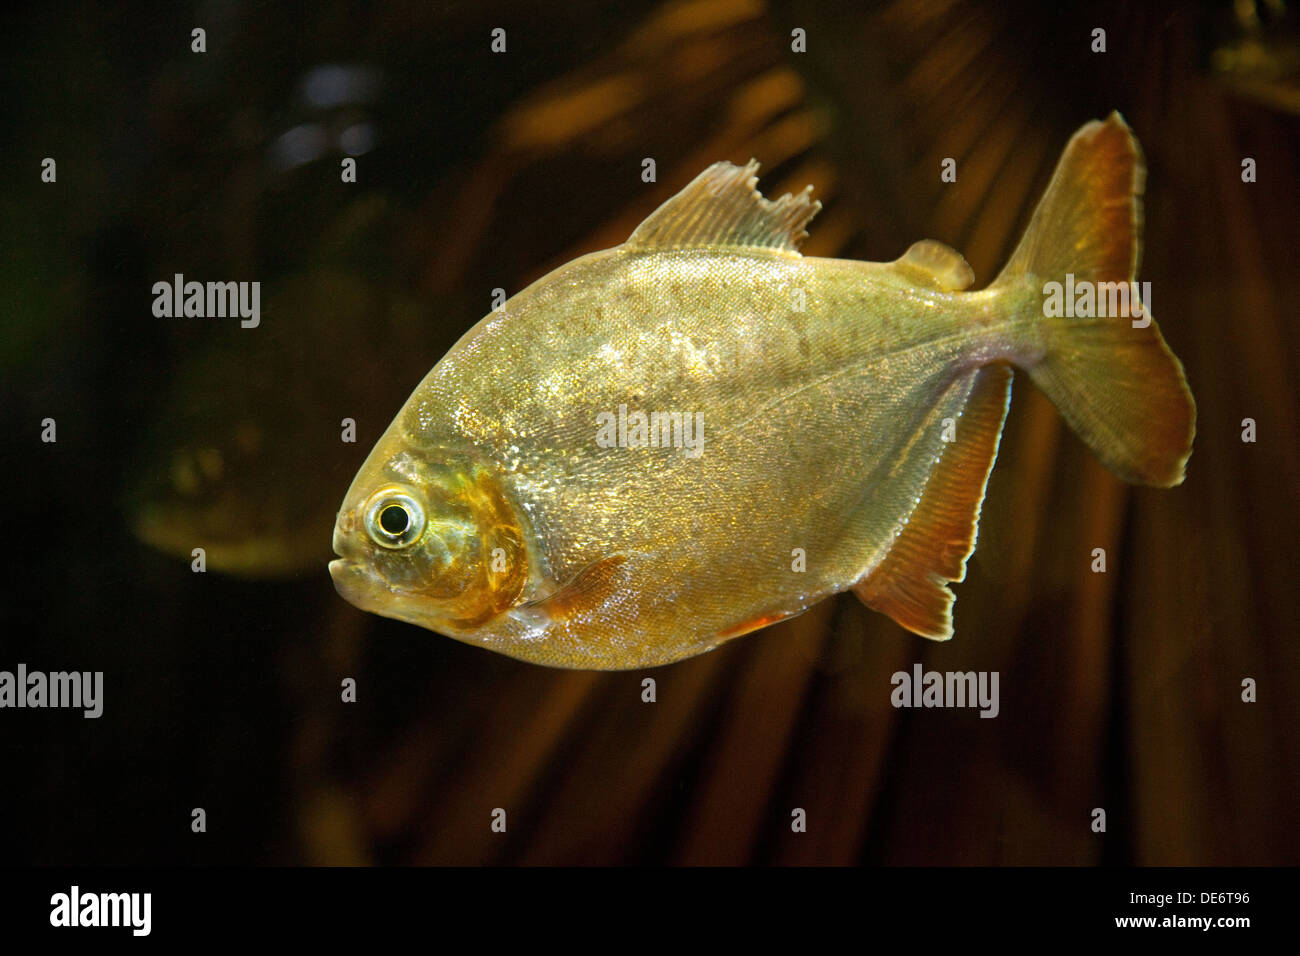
332 507 359 558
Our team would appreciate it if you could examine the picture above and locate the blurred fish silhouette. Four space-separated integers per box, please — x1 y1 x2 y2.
1204 0 1300 115
127 268 431 577
330 113 1196 669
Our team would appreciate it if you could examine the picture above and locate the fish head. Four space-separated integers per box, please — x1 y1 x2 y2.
329 436 529 635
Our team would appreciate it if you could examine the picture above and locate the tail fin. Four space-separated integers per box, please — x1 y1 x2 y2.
993 112 1195 487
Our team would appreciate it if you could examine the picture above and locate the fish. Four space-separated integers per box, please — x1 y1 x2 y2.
329 112 1196 669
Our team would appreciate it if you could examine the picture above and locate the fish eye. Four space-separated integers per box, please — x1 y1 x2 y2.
379 505 408 535
363 487 425 549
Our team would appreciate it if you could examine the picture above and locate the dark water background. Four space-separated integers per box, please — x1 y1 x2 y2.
2 0 1297 864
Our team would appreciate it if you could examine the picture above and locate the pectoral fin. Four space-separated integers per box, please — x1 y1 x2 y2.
852 365 1012 640
517 554 630 621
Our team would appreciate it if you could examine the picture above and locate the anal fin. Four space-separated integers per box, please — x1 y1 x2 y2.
852 365 1013 640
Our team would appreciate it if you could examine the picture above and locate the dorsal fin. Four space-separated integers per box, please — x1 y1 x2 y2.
625 160 821 254
852 365 1012 640
893 239 976 291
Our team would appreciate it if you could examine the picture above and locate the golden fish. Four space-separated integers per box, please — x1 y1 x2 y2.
330 113 1195 669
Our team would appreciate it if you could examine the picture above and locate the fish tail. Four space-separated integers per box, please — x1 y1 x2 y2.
992 112 1195 486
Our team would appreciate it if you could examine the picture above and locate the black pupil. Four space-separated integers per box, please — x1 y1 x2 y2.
379 504 409 536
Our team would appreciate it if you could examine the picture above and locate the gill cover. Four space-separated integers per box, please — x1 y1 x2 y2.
352 452 530 630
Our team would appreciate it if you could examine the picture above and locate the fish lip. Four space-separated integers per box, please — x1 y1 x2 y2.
328 557 351 585
329 556 379 607
331 508 387 608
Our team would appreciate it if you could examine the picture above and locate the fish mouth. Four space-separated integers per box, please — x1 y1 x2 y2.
329 556 382 610
330 509 384 610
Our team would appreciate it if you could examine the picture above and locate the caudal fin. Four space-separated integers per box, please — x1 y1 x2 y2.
993 112 1195 487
